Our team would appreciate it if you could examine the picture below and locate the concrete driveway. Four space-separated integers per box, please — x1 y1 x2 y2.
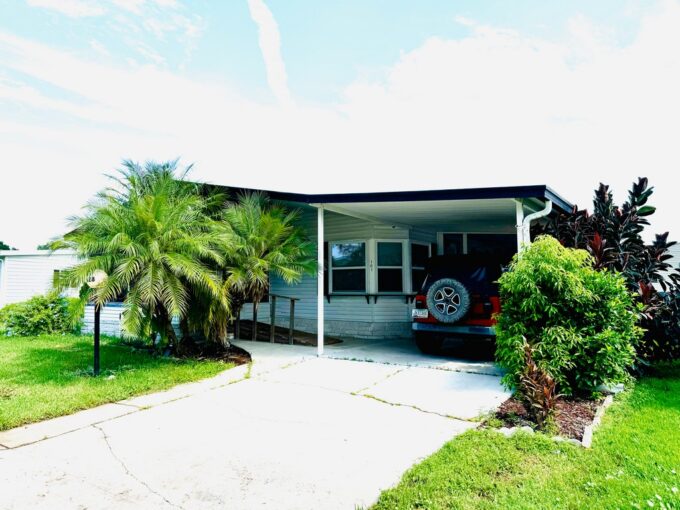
0 345 508 510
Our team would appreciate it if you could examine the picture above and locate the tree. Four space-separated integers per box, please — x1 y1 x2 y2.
0 241 15 250
53 160 226 351
219 193 316 337
540 178 680 361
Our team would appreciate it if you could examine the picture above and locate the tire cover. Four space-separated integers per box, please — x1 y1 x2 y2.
425 278 471 324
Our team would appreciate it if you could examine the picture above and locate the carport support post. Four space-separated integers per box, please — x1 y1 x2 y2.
317 205 325 356
515 200 525 253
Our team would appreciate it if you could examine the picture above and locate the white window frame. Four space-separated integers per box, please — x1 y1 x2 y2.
328 240 368 294
409 241 431 292
374 239 407 294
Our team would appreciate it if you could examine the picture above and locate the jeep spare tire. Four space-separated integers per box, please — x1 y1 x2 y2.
426 278 471 323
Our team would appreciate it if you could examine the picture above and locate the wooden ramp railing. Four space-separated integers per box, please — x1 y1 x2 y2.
235 294 300 345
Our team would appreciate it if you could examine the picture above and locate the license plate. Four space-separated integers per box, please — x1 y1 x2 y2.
412 309 429 319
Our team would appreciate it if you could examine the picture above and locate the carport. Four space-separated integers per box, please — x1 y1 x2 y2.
308 185 572 354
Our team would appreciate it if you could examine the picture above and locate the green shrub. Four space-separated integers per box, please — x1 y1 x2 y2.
0 293 84 337
495 236 642 397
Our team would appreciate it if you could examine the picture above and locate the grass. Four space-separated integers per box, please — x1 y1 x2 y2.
373 363 680 510
0 334 233 431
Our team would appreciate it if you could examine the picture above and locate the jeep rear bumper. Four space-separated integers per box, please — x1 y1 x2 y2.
412 322 495 337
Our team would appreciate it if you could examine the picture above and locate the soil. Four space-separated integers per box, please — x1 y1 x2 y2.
176 341 253 365
236 320 343 347
492 396 602 440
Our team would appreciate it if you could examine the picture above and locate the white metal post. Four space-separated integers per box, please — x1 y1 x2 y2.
317 205 325 356
515 200 525 253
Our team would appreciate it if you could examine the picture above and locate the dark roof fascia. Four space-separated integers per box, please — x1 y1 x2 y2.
215 184 573 213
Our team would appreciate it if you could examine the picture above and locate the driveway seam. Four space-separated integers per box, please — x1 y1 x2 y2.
352 365 409 395
93 424 183 510
359 393 478 423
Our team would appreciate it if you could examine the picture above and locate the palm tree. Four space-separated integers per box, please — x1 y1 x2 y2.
220 193 316 339
54 161 226 350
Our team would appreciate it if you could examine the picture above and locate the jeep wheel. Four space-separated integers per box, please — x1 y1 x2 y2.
425 278 471 323
415 332 445 355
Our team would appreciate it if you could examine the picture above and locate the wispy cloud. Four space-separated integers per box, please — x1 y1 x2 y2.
247 0 292 107
26 0 105 18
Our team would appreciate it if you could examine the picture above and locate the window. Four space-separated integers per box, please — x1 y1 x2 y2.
330 242 366 292
377 242 403 292
52 269 61 287
467 234 516 262
442 233 464 255
411 243 430 291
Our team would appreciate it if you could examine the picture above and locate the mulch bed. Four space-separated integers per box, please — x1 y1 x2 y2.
236 320 343 347
175 341 253 365
493 396 602 440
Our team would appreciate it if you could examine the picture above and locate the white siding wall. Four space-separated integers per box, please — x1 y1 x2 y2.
0 252 78 307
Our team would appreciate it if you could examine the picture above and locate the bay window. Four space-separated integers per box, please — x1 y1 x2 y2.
377 242 403 292
330 242 366 292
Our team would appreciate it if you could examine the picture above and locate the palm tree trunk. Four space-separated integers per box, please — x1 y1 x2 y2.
157 306 178 352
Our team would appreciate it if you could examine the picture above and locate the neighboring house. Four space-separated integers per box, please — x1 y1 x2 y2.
0 250 122 336
669 243 680 270
231 184 573 353
0 250 78 307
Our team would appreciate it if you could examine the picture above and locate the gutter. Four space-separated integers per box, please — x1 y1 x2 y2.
521 199 553 245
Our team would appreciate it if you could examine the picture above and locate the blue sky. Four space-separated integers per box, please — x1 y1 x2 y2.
0 0 655 104
0 0 678 249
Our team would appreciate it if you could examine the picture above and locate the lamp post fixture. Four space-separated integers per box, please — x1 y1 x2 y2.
87 270 107 376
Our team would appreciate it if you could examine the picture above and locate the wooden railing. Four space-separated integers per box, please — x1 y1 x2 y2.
235 294 300 345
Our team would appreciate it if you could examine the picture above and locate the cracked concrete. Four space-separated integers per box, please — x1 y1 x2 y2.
0 344 508 509
93 424 184 510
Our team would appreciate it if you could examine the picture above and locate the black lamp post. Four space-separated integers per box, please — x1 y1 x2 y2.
87 270 107 377
93 303 101 376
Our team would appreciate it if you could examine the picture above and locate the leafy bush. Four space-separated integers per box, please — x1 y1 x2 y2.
495 236 642 397
0 293 83 337
540 177 680 361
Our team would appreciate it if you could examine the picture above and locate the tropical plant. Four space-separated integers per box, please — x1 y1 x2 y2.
53 161 226 351
519 344 557 430
540 178 680 361
495 236 642 398
0 293 83 336
218 193 316 337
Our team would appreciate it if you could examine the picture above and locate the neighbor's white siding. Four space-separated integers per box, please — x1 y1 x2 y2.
0 251 78 307
83 303 125 336
669 244 680 269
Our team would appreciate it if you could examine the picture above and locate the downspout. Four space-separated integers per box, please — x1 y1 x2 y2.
520 199 553 248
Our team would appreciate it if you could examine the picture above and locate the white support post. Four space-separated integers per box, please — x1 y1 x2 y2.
317 205 325 356
515 200 525 254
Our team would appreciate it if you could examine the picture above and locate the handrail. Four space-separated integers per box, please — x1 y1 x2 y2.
236 294 299 344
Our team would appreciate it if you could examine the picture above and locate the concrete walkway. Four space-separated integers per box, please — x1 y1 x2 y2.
0 343 509 510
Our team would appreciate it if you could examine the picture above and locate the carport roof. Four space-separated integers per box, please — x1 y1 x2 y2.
220 184 573 214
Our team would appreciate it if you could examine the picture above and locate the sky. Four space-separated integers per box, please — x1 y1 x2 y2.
0 0 679 249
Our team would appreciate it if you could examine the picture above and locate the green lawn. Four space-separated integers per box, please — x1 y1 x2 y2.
0 334 233 431
373 363 680 510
